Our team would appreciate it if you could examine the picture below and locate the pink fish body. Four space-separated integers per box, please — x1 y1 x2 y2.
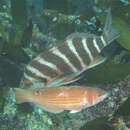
14 86 108 113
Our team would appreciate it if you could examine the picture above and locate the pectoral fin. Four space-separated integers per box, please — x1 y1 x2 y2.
46 72 83 88
88 56 107 69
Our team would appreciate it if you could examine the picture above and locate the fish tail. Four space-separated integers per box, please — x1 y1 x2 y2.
14 88 31 104
103 8 121 44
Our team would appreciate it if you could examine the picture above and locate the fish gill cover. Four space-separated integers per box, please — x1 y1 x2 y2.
0 0 130 130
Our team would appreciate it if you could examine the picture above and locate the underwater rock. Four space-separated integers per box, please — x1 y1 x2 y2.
107 116 130 130
40 9 100 39
81 97 130 130
23 25 57 59
0 57 24 88
0 75 130 130
31 25 56 52
114 97 130 116
80 117 109 130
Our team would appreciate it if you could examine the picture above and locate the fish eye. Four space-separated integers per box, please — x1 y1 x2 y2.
34 89 41 95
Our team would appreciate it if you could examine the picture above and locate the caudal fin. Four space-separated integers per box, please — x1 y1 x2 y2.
14 88 31 104
103 8 121 43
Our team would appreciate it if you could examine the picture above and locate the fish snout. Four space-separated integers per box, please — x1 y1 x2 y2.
97 91 109 103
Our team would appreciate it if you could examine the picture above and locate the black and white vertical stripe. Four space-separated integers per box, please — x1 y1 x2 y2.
23 34 108 87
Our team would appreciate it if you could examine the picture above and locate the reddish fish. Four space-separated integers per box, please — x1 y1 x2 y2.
22 8 121 89
14 86 108 113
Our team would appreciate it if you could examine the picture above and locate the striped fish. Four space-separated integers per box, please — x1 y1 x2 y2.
14 85 108 114
22 8 121 89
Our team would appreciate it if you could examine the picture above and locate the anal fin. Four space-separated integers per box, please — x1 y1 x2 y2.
69 109 81 114
37 103 64 114
46 72 82 88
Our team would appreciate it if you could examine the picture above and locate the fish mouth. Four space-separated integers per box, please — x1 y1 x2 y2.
101 92 109 101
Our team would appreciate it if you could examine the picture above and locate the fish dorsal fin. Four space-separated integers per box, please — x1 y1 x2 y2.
66 32 98 40
103 8 121 43
45 72 82 88
88 56 107 69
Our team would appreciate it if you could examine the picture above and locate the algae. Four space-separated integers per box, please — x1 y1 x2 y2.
96 0 130 24
101 15 130 51
10 0 27 25
114 97 130 116
113 17 130 51
80 117 110 130
108 116 129 130
97 4 130 50
0 21 8 41
43 0 68 13
40 9 98 39
80 53 130 84
0 88 4 111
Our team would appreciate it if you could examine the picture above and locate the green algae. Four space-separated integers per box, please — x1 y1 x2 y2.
81 55 130 84
42 114 53 126
97 7 130 50
0 0 32 64
10 0 27 25
0 88 4 111
0 22 8 41
0 57 27 88
40 9 81 39
110 117 128 130
113 17 130 51
114 97 130 116
22 25 56 59
80 117 109 130
9 25 25 46
107 100 115 108
40 9 97 39
9 0 28 46
0 11 11 54
96 0 130 24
